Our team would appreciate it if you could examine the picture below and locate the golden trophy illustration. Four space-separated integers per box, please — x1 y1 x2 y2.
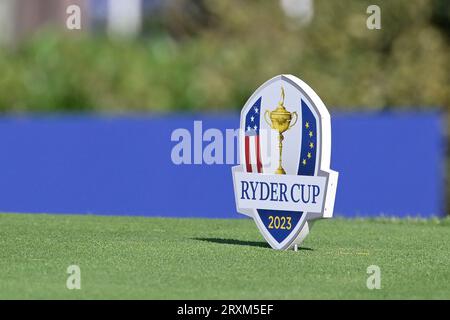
264 87 298 174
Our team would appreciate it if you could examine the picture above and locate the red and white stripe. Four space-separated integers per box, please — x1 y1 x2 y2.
245 135 262 173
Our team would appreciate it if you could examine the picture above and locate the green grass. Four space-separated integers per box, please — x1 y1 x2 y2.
0 213 449 299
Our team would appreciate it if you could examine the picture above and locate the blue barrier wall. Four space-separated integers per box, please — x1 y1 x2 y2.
0 112 445 218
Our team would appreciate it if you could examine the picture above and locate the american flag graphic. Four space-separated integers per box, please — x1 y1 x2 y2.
244 97 263 173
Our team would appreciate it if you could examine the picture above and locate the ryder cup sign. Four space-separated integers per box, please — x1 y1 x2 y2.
232 75 339 250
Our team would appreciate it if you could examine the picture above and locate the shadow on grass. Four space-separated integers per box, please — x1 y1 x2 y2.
192 237 313 251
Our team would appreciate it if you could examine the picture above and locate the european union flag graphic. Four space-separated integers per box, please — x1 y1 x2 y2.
298 99 317 176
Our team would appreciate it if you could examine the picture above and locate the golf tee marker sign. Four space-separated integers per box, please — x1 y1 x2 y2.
232 74 339 250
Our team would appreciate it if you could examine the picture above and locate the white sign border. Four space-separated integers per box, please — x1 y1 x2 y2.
232 74 338 250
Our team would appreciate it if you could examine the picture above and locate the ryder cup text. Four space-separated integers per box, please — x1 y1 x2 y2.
241 181 320 204
233 171 326 213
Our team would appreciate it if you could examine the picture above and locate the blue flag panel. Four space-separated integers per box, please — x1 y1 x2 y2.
0 112 444 218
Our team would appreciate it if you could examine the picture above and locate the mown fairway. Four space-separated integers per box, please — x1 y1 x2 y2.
0 213 449 299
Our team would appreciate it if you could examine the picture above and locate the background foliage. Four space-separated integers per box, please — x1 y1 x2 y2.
0 0 448 113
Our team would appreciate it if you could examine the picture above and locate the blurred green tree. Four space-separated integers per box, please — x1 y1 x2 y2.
0 0 448 113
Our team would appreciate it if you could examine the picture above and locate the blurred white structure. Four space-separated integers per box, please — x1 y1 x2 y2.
0 0 150 46
280 0 314 26
0 0 14 45
107 0 142 37
0 0 89 46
